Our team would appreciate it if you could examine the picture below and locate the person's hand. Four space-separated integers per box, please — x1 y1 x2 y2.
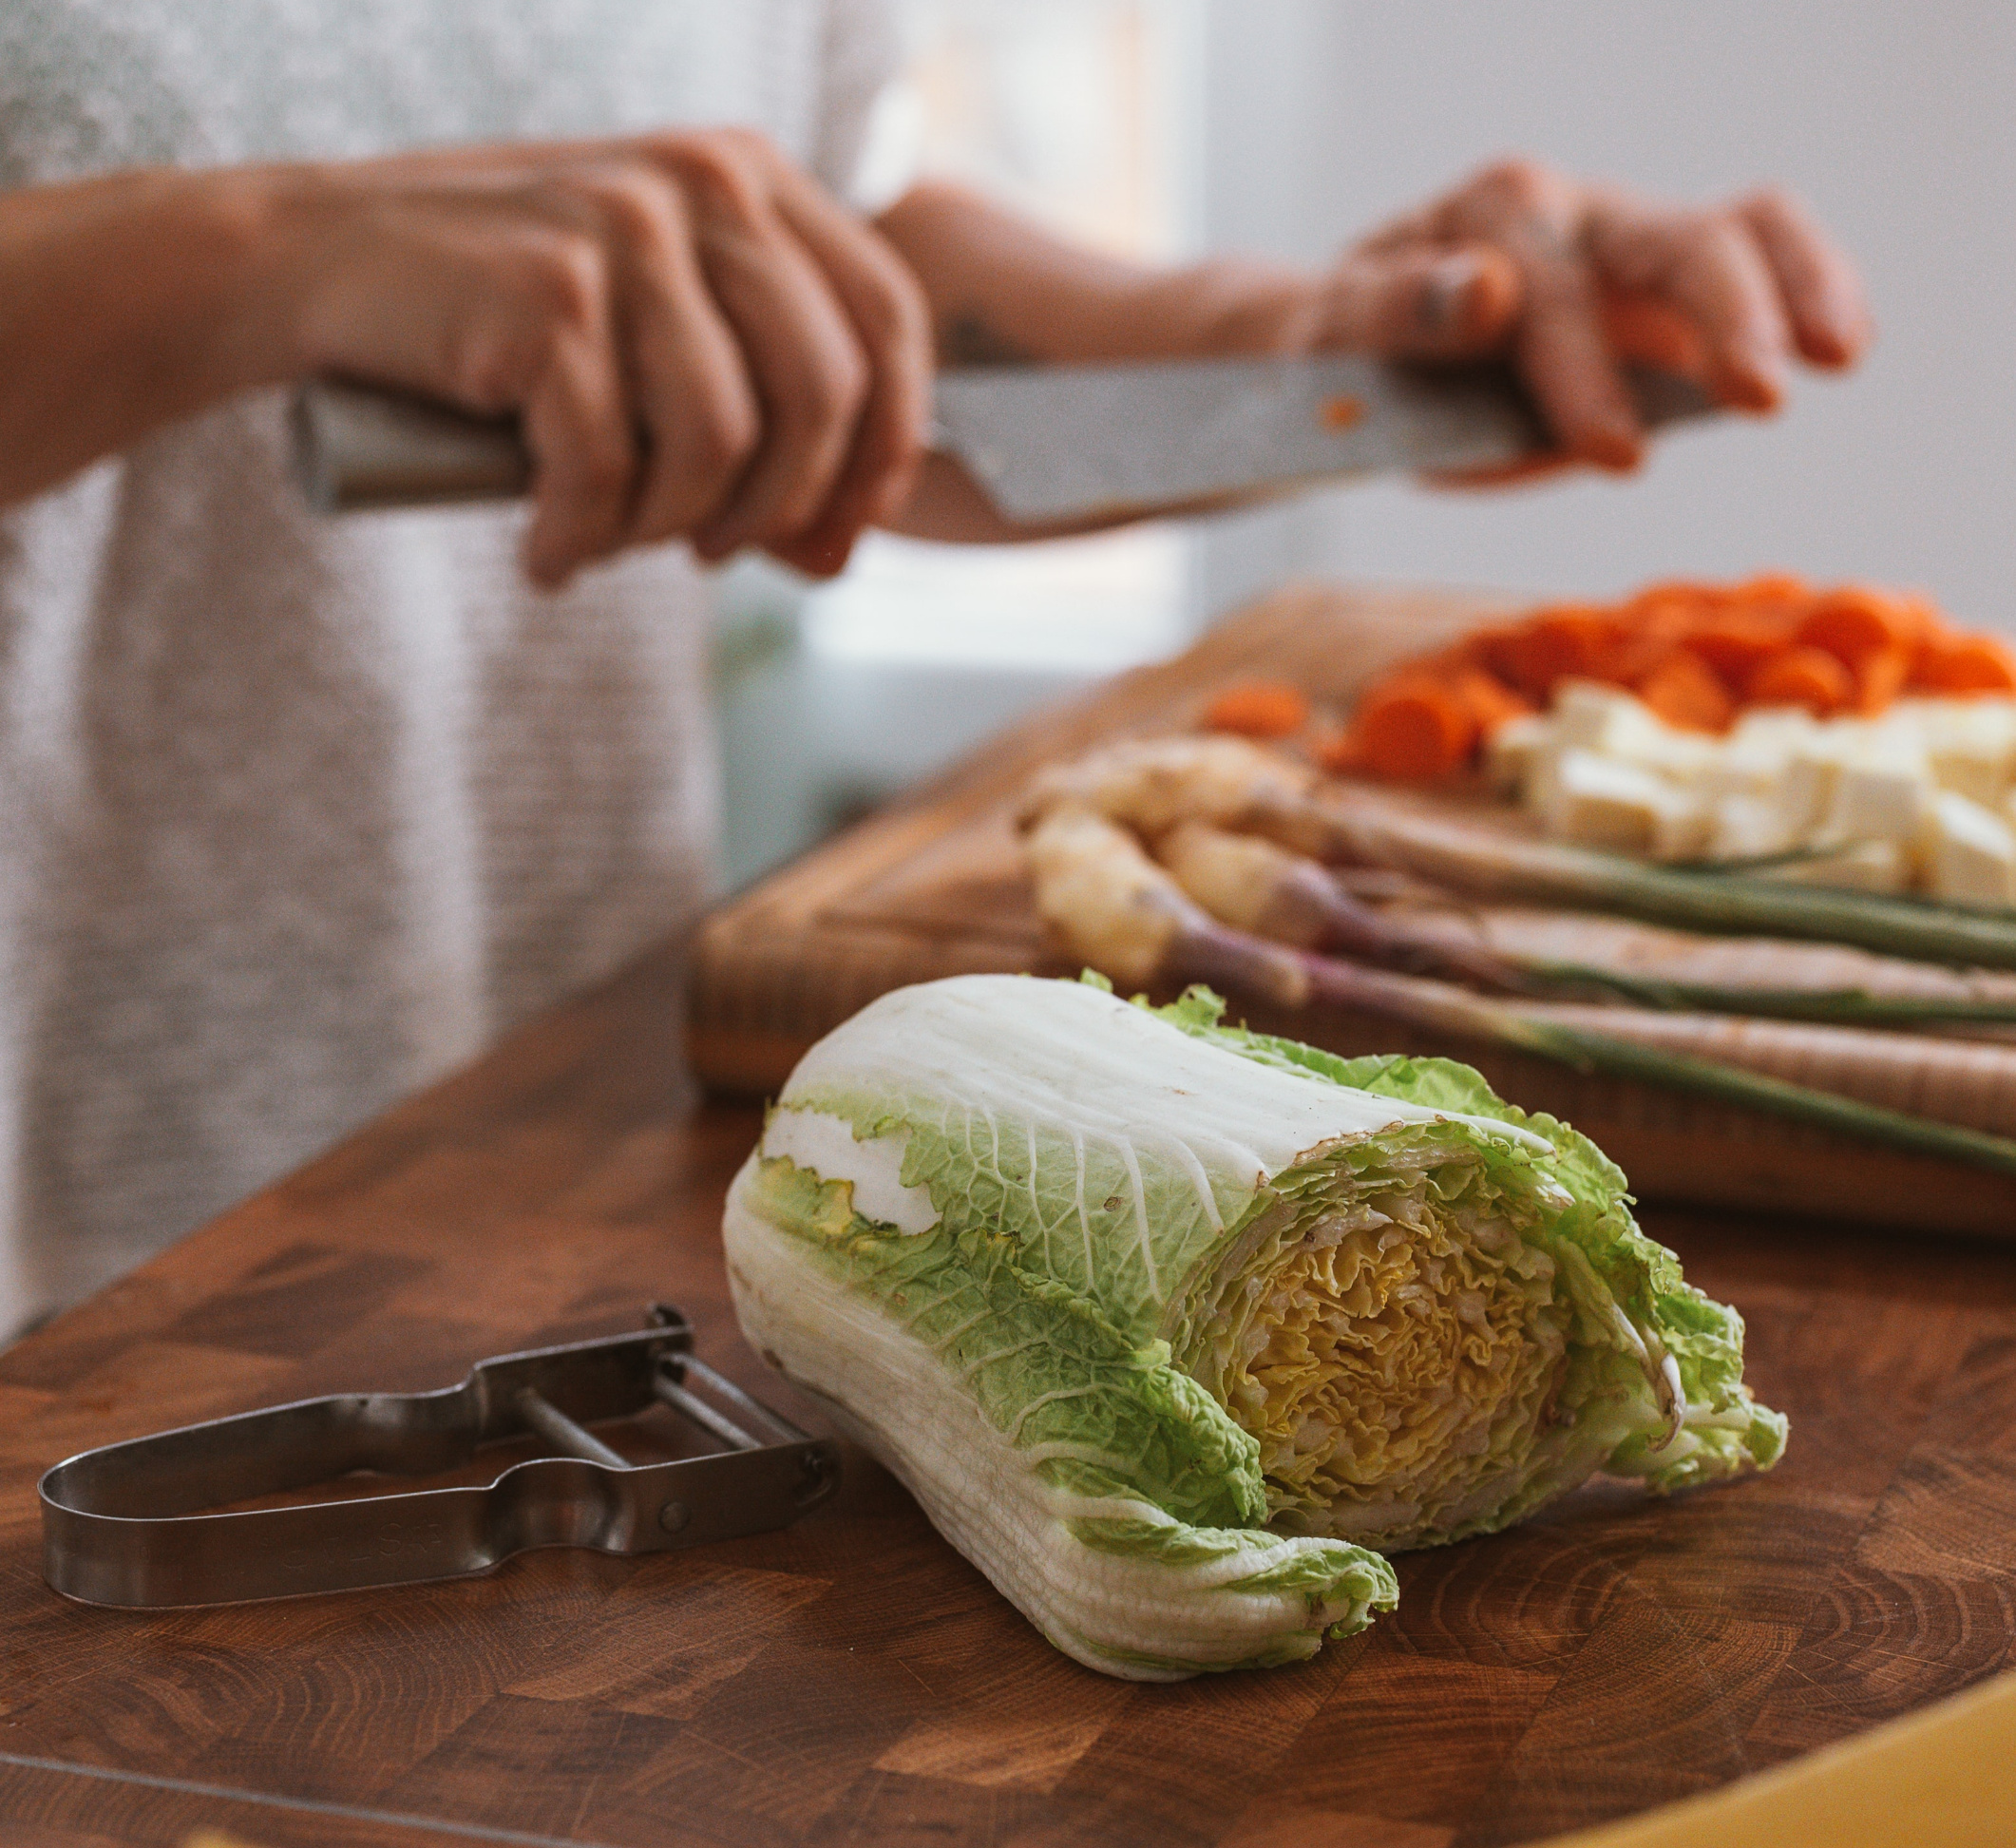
1297 157 1872 475
258 128 932 584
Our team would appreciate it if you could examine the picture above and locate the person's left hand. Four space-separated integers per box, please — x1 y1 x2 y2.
1293 157 1872 477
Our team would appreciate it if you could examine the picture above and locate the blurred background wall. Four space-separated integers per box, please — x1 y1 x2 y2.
716 0 2016 886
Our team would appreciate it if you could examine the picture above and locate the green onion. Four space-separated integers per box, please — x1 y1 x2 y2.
1184 923 2016 1182
1023 795 2016 1180
1313 800 2016 970
1511 962 2016 1027
1530 861 2016 971
1297 952 2016 1179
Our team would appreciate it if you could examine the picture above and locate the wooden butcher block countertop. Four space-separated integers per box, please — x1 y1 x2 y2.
3 935 2015 1846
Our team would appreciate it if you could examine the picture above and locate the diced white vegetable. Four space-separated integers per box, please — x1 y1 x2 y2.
1550 681 1716 785
1543 748 1690 853
1701 708 1818 800
1512 684 2016 902
1519 756 1557 819
1921 791 2016 907
1699 747 1785 802
1707 793 1795 861
1823 748 1932 846
1729 706 1822 752
1924 699 2016 806
1482 712 1552 795
1773 739 1849 840
1649 790 1714 861
1631 730 1721 786
1551 679 1669 755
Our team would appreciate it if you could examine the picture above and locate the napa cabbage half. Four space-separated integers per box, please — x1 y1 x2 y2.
722 973 1783 1680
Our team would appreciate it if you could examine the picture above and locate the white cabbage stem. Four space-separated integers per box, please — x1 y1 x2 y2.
726 1182 1389 1681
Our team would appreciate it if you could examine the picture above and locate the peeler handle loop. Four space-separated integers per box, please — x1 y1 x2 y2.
38 1312 837 1609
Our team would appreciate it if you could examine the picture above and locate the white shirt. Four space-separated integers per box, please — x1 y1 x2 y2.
0 0 905 1335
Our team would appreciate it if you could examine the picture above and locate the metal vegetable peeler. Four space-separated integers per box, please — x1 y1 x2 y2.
38 1305 840 1609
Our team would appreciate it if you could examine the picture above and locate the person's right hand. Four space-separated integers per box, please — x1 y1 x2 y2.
257 128 933 586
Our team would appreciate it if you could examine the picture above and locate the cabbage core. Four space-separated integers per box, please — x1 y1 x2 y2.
1197 1175 1570 1545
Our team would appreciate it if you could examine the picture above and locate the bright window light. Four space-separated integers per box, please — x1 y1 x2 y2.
802 526 1191 674
809 0 1202 675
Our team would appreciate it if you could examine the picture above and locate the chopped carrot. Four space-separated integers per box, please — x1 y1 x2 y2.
1350 676 1480 780
1625 600 1713 648
1403 641 1477 679
1451 666 1533 733
1637 648 1736 732
1748 645 1854 715
1913 633 2016 695
1202 680 1311 738
1332 576 2002 787
1628 572 1741 608
1592 622 1690 688
1732 571 1813 605
1589 589 1711 687
1854 644 1913 714
1314 730 1368 776
1687 607 1800 686
1465 624 1528 686
1797 586 1927 667
1483 606 1626 700
1900 596 1952 640
1602 293 1709 378
1625 581 1722 626
1534 607 1629 676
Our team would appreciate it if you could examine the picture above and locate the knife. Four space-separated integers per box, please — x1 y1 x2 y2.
291 354 1720 523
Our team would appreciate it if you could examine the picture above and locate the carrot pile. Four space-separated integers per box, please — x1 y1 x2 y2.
1316 575 2016 783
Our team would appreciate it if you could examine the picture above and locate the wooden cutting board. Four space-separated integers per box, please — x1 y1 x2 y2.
688 582 2016 1238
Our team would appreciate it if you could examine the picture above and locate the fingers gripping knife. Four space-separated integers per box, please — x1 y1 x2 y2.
38 1307 840 1609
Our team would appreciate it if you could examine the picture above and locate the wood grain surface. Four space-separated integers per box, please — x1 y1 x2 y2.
4 938 2015 1847
687 582 2016 1237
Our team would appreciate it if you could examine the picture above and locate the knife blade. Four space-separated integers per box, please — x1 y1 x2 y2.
938 353 1717 522
291 354 1720 521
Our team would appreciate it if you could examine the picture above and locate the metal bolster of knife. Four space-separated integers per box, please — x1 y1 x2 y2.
37 1305 841 1610
291 379 533 513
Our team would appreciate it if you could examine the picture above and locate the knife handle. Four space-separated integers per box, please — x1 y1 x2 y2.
291 378 531 513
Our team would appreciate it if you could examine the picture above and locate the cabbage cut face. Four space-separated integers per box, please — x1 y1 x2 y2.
722 975 1783 1680
1203 1175 1570 1541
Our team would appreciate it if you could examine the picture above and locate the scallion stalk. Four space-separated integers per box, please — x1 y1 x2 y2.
1177 921 2016 1182
1518 962 2016 1027
1304 797 2016 970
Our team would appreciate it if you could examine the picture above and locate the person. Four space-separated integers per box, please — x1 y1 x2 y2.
0 0 1870 1338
